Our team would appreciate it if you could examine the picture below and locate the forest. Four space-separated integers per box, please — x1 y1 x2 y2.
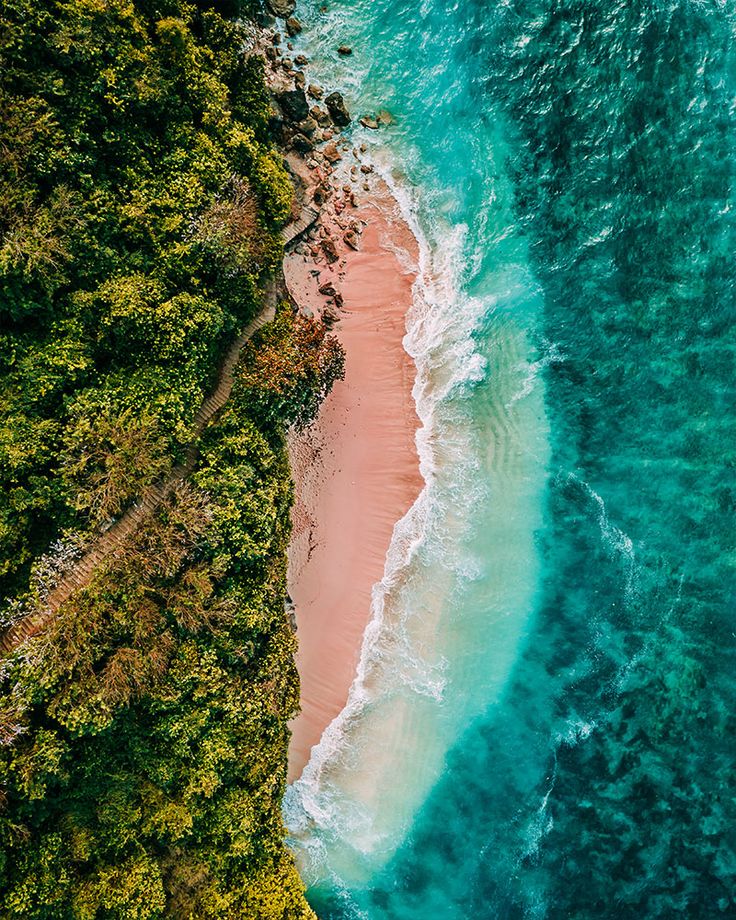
0 0 341 915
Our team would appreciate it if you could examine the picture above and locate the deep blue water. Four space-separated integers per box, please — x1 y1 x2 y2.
286 1 736 916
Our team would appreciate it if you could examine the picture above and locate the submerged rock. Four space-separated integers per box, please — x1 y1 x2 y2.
285 16 302 36
325 91 351 127
337 44 353 55
266 0 296 17
360 116 379 130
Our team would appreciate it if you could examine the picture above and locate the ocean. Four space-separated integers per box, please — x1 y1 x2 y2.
283 1 736 917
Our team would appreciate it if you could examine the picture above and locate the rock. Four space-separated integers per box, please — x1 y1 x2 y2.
307 84 323 100
286 16 302 36
322 303 341 326
313 183 331 205
298 116 318 136
266 0 296 17
360 163 373 174
281 57 293 69
294 71 306 88
343 230 360 250
360 143 367 153
287 42 294 51
325 91 351 127
318 281 338 296
323 141 341 163
321 128 334 141
276 89 309 123
360 116 379 130
377 108 394 126
333 290 344 309
265 46 278 62
337 44 352 55
321 239 339 263
349 193 360 207
290 133 314 154
295 54 308 66
271 31 281 45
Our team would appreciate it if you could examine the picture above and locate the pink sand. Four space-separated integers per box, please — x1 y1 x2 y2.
285 193 421 782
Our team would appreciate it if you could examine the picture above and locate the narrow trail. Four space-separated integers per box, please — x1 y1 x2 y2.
0 296 285 656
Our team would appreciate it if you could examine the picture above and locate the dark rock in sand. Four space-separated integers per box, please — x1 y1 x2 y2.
322 303 341 326
266 0 296 17
286 16 302 36
298 116 318 136
313 183 331 205
325 91 351 127
343 230 360 250
319 281 338 297
276 89 309 123
321 239 339 263
290 133 314 154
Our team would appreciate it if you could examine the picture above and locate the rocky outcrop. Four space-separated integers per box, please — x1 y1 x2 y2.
285 16 302 36
266 0 296 17
325 91 351 127
277 88 309 123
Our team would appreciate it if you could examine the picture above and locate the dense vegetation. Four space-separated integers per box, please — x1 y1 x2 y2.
0 0 342 915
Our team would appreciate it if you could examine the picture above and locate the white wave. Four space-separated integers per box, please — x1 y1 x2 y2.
284 4 552 892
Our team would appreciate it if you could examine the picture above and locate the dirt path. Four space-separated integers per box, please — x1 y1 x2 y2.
0 299 278 656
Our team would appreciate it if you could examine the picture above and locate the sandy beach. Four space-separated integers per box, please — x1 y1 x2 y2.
285 185 422 782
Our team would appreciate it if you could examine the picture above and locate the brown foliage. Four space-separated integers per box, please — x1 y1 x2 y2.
193 175 265 270
237 305 346 429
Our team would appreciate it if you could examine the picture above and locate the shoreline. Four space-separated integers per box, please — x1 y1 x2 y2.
284 178 422 782
258 14 424 788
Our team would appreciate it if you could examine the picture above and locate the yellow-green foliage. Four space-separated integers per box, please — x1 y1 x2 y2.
0 0 292 595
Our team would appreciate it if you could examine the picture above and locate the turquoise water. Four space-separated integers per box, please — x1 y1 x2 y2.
284 1 736 917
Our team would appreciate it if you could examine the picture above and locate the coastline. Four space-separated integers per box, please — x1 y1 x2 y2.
284 177 422 782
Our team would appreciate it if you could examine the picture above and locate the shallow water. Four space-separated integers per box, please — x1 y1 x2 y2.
284 1 736 917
